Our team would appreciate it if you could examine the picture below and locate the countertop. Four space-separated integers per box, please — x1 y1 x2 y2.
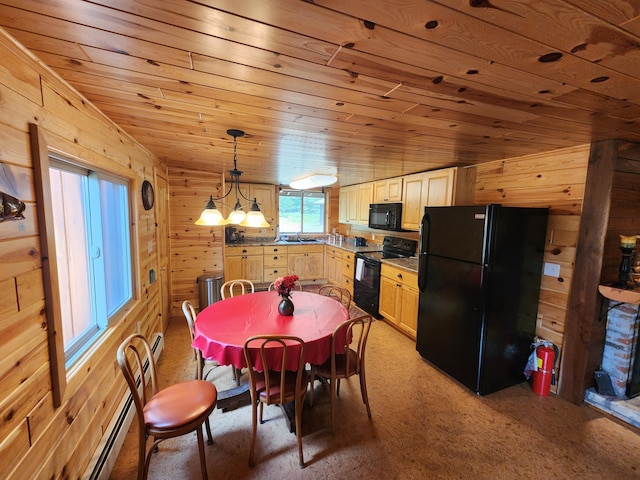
381 256 419 273
225 239 383 254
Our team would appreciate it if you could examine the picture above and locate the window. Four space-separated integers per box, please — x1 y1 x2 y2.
279 190 325 233
49 157 133 365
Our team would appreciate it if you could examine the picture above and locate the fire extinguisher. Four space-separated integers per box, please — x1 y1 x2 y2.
532 343 557 396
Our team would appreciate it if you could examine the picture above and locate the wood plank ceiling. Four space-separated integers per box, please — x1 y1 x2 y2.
2 0 640 186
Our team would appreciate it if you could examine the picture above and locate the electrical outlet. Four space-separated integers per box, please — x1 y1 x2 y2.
543 262 560 277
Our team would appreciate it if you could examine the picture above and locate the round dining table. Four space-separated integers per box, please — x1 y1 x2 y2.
192 290 349 372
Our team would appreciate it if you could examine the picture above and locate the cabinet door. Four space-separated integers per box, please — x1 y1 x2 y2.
338 188 348 223
347 187 358 223
358 183 373 224
398 286 419 337
423 168 454 207
249 184 276 224
326 254 342 285
378 276 399 323
305 252 325 280
401 172 426 231
373 180 388 203
244 255 264 283
387 177 403 202
224 256 245 282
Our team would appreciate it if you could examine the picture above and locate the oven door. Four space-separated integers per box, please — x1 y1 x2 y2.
354 254 382 318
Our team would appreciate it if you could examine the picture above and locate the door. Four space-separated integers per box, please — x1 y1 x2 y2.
416 255 485 393
156 173 171 331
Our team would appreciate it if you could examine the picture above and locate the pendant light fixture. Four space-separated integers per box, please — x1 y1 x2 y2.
195 129 270 228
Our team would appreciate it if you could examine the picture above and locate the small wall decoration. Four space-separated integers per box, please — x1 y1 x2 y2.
0 191 26 221
142 180 154 210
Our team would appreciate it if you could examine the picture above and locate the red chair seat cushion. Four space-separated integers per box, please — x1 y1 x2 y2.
255 371 307 403
144 380 217 430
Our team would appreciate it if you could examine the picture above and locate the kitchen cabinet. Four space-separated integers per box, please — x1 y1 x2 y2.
224 246 264 283
379 263 419 338
246 184 277 225
401 167 475 231
357 183 373 224
341 250 355 295
338 185 359 224
288 244 324 280
373 178 403 203
263 245 288 283
325 245 343 285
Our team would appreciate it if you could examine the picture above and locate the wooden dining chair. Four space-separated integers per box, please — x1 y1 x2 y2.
117 333 217 480
220 279 255 299
243 335 308 468
309 314 372 434
182 300 222 381
318 285 352 310
267 280 303 291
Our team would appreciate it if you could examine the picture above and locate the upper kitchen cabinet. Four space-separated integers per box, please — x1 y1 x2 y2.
401 167 475 231
373 178 403 203
246 183 277 225
357 183 373 225
339 185 359 224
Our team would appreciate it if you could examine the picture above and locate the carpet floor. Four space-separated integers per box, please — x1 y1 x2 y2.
109 302 640 479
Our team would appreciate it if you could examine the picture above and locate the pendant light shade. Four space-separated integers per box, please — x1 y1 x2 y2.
239 198 271 227
195 196 227 225
195 129 270 228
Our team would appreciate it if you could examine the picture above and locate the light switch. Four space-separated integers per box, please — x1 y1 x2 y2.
543 262 560 277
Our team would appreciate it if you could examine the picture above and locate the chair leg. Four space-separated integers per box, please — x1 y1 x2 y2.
204 417 214 445
359 369 372 418
249 399 259 467
330 377 338 435
137 430 147 480
309 369 315 407
196 425 209 480
295 394 305 468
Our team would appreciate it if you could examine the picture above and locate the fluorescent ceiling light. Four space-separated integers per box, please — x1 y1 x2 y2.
289 174 337 190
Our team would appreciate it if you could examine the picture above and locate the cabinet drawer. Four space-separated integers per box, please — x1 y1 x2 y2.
342 275 354 294
264 254 288 267
381 263 418 287
264 269 285 282
225 245 263 256
263 245 287 255
288 244 324 254
342 259 354 276
342 250 354 262
325 246 342 257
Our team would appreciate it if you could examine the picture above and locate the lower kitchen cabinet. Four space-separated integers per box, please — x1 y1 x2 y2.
263 245 288 283
379 263 419 338
224 246 264 283
288 245 324 280
325 245 343 285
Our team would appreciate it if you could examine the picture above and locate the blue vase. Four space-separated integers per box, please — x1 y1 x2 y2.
278 297 294 316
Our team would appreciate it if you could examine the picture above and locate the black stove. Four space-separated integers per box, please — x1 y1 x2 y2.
354 236 417 318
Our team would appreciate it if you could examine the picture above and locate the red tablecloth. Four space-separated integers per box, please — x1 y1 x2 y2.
192 291 349 371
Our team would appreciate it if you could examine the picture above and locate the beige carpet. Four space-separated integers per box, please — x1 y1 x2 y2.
110 310 640 479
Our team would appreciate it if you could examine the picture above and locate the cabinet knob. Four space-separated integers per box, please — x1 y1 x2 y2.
274 256 278 260
397 273 403 279
242 249 247 253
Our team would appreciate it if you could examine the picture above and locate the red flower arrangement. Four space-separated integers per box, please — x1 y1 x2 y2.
273 274 299 299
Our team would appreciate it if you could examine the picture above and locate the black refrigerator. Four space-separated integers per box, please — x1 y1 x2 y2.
416 204 548 395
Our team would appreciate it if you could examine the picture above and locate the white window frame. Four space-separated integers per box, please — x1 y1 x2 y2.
278 189 326 234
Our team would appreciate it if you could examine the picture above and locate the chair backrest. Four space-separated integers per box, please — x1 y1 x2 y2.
117 333 159 424
221 279 255 299
182 300 203 379
268 280 303 292
318 285 352 310
243 335 306 405
332 314 372 376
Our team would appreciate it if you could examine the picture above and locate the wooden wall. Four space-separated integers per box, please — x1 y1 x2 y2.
168 167 225 316
0 29 165 478
472 145 590 390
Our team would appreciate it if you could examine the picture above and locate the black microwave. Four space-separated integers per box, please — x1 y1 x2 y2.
368 203 403 231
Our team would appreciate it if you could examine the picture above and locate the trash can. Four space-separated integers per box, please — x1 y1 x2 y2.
197 273 223 310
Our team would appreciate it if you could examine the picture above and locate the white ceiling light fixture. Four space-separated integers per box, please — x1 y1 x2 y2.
195 129 270 227
289 174 338 190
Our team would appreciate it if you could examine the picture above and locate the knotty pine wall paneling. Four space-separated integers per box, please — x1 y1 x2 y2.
0 28 166 479
470 145 590 393
168 167 225 315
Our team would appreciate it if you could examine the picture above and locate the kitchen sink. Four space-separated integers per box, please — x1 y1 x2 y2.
279 238 322 243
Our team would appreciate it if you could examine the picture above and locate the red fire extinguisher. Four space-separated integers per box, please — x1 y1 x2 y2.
532 344 556 396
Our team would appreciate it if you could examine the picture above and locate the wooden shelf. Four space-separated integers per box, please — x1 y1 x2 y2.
598 285 640 305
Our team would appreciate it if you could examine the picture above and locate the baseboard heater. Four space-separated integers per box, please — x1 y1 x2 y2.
82 332 164 480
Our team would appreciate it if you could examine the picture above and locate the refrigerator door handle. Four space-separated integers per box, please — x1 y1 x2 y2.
418 252 428 292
